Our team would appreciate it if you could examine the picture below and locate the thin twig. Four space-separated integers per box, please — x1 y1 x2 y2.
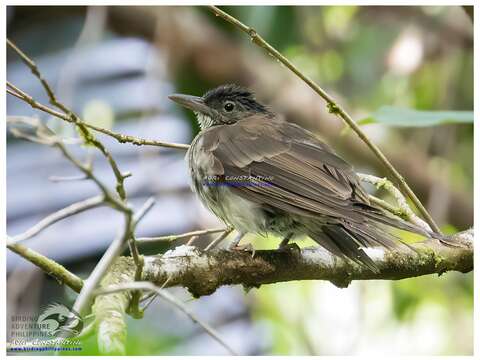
75 321 96 340
7 44 129 202
7 116 123 209
72 196 156 317
207 5 441 235
186 236 199 245
367 194 403 217
136 227 227 244
72 213 133 316
140 274 172 312
204 227 234 251
133 197 156 224
7 38 69 112
95 281 238 355
358 173 432 232
8 80 130 202
48 174 89 182
9 195 105 243
128 197 157 317
7 82 189 150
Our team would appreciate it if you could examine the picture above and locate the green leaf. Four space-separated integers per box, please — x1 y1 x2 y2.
358 106 473 127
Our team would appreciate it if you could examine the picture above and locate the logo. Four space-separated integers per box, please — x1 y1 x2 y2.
37 303 83 338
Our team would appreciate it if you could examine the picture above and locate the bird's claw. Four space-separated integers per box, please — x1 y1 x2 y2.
230 243 256 258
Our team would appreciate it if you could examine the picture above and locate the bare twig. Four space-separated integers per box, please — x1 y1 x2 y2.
140 274 172 311
358 173 432 232
48 174 89 182
186 235 199 245
207 5 441 235
95 281 238 355
8 35 115 197
7 39 139 202
7 38 69 112
7 81 189 150
204 227 234 251
7 116 124 209
133 197 157 224
9 195 105 243
136 227 227 244
72 196 155 317
128 197 157 317
368 194 403 217
72 213 133 316
75 321 96 340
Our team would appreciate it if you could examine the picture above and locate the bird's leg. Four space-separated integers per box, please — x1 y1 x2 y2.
227 232 256 257
227 231 246 250
278 232 294 249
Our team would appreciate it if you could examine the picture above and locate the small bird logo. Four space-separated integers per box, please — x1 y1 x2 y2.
37 303 83 338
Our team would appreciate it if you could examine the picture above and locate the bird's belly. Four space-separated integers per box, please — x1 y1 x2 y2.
197 183 267 234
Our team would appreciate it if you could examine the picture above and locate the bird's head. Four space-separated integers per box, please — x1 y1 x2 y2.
169 84 271 129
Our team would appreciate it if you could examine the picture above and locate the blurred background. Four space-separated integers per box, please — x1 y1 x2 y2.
6 5 473 355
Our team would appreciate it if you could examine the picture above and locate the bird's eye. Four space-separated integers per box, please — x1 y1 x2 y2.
224 101 235 112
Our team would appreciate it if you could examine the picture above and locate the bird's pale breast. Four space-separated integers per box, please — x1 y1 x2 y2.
187 132 268 233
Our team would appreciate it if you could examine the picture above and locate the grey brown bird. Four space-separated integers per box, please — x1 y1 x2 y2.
169 84 435 271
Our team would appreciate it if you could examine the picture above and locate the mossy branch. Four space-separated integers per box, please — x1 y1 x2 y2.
141 229 473 296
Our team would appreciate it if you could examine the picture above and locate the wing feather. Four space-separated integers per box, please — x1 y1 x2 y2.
197 116 367 221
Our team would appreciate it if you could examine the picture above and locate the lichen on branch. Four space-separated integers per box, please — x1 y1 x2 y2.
141 229 473 297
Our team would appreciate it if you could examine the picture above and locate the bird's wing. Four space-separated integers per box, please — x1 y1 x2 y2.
197 115 370 221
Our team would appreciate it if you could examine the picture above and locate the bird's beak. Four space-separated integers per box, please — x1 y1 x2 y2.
168 94 213 116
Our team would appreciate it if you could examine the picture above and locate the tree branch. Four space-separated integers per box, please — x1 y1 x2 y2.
6 242 84 292
142 229 473 296
207 5 441 235
90 257 135 355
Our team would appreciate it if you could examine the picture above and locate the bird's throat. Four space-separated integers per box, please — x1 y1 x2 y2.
194 112 215 130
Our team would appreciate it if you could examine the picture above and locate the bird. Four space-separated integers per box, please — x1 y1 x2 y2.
169 84 438 271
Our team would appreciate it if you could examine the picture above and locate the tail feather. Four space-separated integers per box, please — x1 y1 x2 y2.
304 204 453 272
359 204 456 246
307 224 382 273
357 204 430 237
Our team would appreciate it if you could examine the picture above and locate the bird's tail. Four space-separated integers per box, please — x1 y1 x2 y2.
305 221 400 273
306 206 454 272
358 204 457 246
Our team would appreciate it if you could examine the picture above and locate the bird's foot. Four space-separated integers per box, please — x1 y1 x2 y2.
229 243 256 258
277 242 301 253
277 232 294 249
